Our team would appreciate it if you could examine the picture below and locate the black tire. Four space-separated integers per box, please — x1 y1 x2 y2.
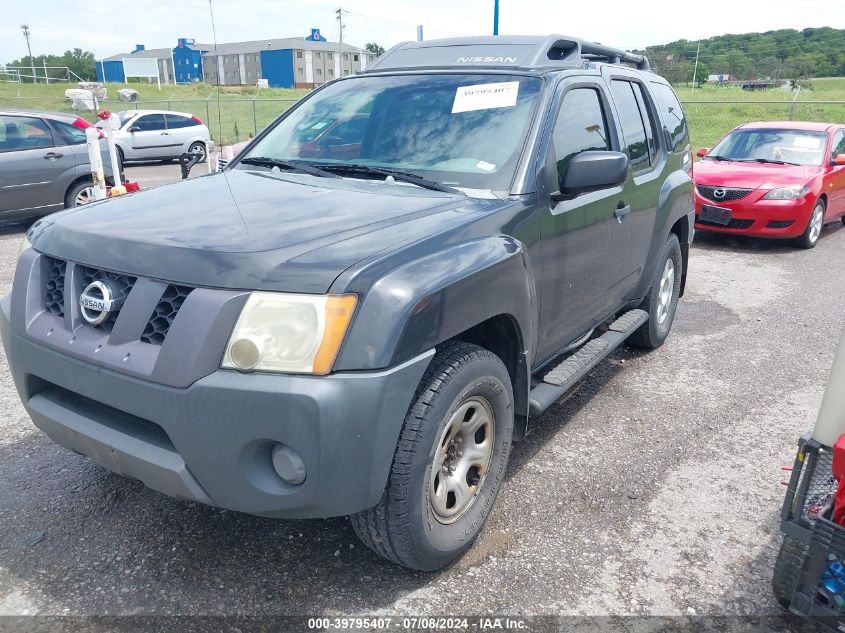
350 342 514 571
629 233 683 349
795 200 825 249
64 179 94 209
189 141 207 163
116 145 125 167
772 535 808 609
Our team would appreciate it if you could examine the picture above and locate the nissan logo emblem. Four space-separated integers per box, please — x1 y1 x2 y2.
79 280 122 326
713 188 727 199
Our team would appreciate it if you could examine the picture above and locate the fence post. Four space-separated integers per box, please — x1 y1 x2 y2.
789 85 802 121
252 98 257 137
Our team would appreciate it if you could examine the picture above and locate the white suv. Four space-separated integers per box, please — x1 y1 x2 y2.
97 110 211 163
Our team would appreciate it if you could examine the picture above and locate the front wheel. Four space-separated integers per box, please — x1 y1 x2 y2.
188 141 207 163
64 180 95 208
350 342 514 570
796 200 825 249
629 233 683 349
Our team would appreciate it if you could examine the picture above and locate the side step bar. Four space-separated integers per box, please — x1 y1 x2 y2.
528 309 648 416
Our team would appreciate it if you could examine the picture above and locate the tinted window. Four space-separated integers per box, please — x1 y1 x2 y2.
632 83 659 162
165 114 198 129
0 116 53 152
132 114 166 132
832 130 845 158
552 88 610 183
611 80 649 171
650 82 688 151
53 120 88 145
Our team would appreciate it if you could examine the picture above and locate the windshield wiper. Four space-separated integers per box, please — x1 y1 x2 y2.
239 157 339 178
314 163 463 194
706 154 734 162
742 158 801 166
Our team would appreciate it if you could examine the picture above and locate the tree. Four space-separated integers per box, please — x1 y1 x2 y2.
64 48 96 81
4 48 97 81
365 43 385 57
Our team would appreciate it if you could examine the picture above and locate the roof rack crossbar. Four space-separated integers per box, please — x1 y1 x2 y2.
580 41 650 70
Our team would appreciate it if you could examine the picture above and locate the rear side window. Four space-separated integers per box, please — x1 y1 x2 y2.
611 80 650 172
650 82 688 151
632 83 659 162
165 114 199 129
0 116 54 152
132 114 166 132
53 121 88 145
551 87 611 183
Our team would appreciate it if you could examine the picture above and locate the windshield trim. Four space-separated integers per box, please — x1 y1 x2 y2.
229 71 548 197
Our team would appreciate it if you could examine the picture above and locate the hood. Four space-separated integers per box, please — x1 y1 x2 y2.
693 159 823 190
31 169 487 293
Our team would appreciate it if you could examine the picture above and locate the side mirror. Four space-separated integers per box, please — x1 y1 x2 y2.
696 147 709 158
553 151 629 200
128 126 141 133
833 154 845 166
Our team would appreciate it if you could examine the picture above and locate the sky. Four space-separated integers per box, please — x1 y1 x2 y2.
2 0 844 62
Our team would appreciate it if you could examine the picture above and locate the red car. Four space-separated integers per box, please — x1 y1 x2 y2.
694 121 845 248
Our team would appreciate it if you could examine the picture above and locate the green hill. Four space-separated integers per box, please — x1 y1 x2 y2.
643 27 845 84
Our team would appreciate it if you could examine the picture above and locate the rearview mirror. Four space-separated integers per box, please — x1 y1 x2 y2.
553 151 629 200
128 126 141 133
834 154 845 166
696 147 709 158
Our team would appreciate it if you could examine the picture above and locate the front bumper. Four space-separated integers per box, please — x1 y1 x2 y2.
694 189 815 238
1 296 432 518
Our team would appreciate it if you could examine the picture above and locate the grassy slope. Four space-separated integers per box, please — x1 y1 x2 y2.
1 78 843 147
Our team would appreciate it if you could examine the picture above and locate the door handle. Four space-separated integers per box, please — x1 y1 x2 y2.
160 132 169 135
43 152 63 160
614 204 631 223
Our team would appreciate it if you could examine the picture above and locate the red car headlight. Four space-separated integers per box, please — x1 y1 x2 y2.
762 185 811 200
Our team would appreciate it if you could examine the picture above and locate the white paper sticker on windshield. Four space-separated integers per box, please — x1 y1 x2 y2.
476 160 496 171
452 81 519 114
793 136 823 149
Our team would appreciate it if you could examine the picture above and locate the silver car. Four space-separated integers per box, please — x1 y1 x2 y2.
0 109 117 218
97 110 211 163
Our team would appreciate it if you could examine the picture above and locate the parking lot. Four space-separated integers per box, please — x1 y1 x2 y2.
0 161 843 620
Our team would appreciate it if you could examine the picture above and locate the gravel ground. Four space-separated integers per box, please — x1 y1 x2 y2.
0 176 843 623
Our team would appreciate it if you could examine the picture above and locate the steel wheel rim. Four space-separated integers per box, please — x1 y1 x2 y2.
428 396 495 524
75 187 94 206
656 258 675 325
809 205 824 243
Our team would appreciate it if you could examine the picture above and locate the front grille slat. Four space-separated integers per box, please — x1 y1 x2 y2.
141 285 193 346
696 185 754 202
44 257 66 317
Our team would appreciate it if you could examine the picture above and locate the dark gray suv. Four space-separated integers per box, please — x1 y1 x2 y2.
0 109 116 218
1 35 694 570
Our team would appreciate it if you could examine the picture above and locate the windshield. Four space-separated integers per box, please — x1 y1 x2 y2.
710 128 828 166
238 74 543 192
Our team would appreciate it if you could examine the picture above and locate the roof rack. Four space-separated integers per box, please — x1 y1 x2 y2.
364 35 650 73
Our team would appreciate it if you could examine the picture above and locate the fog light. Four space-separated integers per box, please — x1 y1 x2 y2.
271 443 306 485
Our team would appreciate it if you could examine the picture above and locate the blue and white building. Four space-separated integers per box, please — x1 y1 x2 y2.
96 31 374 89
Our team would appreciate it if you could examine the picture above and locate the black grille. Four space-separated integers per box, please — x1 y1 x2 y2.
141 285 192 345
696 185 754 202
78 266 136 333
768 220 795 229
44 258 66 317
697 217 754 229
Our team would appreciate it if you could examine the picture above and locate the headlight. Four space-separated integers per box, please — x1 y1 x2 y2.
763 185 811 200
222 292 357 375
19 234 33 257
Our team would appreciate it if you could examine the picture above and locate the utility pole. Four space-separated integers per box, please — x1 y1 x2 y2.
493 0 499 36
336 7 344 78
691 42 700 89
21 24 35 84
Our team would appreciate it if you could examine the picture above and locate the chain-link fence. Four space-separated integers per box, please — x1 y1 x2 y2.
1 93 843 149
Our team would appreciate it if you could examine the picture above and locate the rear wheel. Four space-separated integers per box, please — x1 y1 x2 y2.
64 180 95 208
796 200 825 249
189 141 207 163
350 342 514 570
629 233 683 349
772 534 808 609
